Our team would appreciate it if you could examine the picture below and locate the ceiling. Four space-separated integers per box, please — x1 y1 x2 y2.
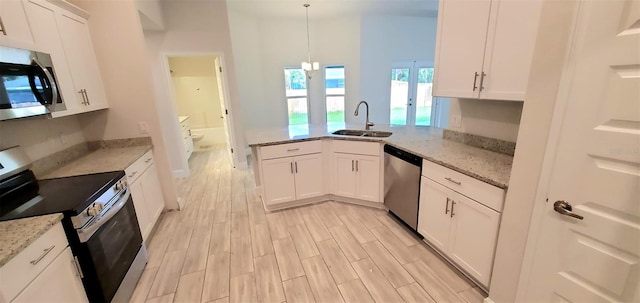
226 0 439 19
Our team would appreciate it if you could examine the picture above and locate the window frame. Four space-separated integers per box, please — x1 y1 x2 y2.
283 67 310 126
323 65 346 124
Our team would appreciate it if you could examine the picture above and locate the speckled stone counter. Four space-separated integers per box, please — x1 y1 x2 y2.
245 124 513 189
42 145 152 179
0 214 63 267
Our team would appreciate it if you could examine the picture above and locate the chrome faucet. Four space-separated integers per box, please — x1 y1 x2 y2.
354 100 374 130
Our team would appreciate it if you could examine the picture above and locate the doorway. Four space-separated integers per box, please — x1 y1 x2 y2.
165 54 237 168
389 61 437 126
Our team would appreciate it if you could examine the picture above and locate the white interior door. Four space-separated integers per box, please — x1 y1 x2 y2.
214 57 235 166
523 1 640 301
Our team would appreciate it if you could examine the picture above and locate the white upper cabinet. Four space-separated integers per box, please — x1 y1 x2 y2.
0 0 35 48
432 0 492 99
23 0 109 117
433 0 542 101
57 11 108 112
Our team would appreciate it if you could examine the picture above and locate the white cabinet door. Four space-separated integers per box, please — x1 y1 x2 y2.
293 153 323 200
432 0 491 99
57 12 108 112
355 155 380 202
448 193 500 286
23 0 79 113
0 0 34 48
262 157 296 205
141 164 165 228
334 154 357 198
130 179 151 241
479 0 542 100
13 247 88 303
417 177 454 253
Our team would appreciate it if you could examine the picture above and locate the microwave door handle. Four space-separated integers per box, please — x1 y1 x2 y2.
31 57 58 111
28 67 48 106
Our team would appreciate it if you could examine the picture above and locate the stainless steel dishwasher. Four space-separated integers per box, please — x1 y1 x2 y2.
384 144 422 230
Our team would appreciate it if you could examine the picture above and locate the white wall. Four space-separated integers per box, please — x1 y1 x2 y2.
144 0 246 174
168 56 224 129
72 0 179 209
229 11 439 131
447 98 523 142
228 11 361 130
0 115 85 161
135 0 164 31
360 15 438 125
489 1 579 301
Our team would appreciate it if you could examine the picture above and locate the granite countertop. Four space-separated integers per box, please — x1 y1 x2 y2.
42 145 152 179
0 214 63 267
245 124 513 189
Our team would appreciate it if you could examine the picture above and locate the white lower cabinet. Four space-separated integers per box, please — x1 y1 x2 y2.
12 247 87 303
127 150 165 242
333 153 380 202
0 222 87 303
418 176 500 287
262 153 323 206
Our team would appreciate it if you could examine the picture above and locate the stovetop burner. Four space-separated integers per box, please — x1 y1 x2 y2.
0 170 125 221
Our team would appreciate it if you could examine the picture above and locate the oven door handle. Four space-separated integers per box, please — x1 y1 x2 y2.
77 188 130 243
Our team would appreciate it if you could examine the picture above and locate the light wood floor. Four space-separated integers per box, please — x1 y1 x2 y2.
129 149 486 303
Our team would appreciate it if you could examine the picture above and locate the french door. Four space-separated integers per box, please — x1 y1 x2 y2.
389 61 435 126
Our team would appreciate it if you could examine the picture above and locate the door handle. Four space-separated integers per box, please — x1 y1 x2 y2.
290 162 294 174
450 200 456 218
294 162 298 173
553 201 583 220
351 160 354 172
472 72 479 91
355 160 359 172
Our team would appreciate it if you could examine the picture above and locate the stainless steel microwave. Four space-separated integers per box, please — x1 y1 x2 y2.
0 45 66 121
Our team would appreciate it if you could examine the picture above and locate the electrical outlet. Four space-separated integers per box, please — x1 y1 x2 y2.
138 122 149 134
451 115 462 128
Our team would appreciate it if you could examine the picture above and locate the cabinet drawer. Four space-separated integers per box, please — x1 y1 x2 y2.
332 140 379 156
0 222 68 302
422 160 505 212
125 150 153 184
260 140 322 160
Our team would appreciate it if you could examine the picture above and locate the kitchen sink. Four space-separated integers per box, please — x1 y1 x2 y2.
332 129 393 138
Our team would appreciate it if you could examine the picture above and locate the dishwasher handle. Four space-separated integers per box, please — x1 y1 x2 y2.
384 144 422 166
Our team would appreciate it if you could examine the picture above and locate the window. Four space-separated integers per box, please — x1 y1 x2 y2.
284 68 308 125
325 66 345 124
389 62 435 126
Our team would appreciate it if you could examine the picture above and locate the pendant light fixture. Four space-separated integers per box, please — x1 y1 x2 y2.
301 3 319 79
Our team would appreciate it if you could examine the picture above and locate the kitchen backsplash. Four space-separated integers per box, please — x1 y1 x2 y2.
32 137 152 177
443 129 516 156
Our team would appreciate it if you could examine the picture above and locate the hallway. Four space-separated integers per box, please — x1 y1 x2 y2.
129 148 485 302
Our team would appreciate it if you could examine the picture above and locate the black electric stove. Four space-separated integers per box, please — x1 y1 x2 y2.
0 170 125 222
0 146 147 303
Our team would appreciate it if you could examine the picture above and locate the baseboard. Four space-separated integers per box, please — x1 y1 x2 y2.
173 169 189 178
262 194 387 212
176 197 186 210
235 160 248 169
